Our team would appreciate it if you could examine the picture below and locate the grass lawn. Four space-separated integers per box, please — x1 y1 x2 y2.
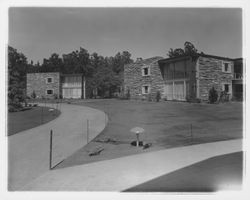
124 151 243 192
56 99 243 169
8 106 61 136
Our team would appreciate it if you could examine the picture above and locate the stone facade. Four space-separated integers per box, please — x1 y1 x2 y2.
124 57 164 100
26 72 60 98
124 54 238 102
197 56 234 101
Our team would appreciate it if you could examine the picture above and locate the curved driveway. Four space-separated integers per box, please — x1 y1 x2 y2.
8 103 107 191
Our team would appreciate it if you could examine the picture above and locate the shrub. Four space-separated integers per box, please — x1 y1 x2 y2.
208 87 218 104
53 94 58 99
126 89 130 100
156 91 161 102
194 98 201 103
186 95 191 102
8 105 19 112
147 94 152 102
31 90 36 99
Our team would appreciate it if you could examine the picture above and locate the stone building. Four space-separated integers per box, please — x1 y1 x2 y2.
124 57 164 100
26 72 85 99
124 54 243 102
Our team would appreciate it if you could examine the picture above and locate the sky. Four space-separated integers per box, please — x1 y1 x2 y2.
9 7 242 63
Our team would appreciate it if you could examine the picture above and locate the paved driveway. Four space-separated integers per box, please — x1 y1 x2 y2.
8 103 107 190
21 139 242 191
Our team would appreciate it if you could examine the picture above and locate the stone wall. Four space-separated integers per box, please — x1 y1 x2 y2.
26 72 60 98
124 57 164 100
197 56 234 101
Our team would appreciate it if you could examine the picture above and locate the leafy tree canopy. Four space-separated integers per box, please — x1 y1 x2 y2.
8 45 134 100
167 41 198 58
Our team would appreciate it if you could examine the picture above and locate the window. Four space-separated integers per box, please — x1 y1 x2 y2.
142 85 150 94
142 66 150 76
222 62 231 73
46 89 54 95
46 77 53 83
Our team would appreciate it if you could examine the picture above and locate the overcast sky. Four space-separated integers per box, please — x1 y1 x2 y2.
9 7 242 63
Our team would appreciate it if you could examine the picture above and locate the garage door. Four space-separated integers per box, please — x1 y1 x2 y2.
62 88 82 99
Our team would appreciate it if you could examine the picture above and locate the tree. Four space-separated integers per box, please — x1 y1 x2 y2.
89 57 122 98
184 41 198 56
40 53 63 72
8 46 28 110
111 51 133 74
62 47 93 76
167 41 198 58
168 48 185 58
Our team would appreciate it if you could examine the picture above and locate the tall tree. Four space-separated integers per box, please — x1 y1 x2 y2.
8 46 28 109
62 47 93 76
40 53 63 72
112 51 133 74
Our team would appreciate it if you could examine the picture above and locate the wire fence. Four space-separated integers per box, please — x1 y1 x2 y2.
47 105 108 170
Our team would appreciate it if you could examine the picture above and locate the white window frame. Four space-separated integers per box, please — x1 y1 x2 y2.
46 77 54 84
142 65 150 76
46 89 54 95
142 85 150 94
222 62 231 73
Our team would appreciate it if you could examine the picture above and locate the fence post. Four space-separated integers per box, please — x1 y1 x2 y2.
190 124 193 143
49 130 53 170
104 112 106 125
87 119 89 144
41 106 44 124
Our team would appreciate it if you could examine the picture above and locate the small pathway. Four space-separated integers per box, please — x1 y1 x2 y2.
21 139 242 191
8 103 107 190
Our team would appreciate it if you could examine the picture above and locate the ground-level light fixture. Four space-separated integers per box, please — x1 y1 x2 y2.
130 127 145 147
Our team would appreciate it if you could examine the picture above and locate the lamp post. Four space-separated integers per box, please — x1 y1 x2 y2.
130 127 145 147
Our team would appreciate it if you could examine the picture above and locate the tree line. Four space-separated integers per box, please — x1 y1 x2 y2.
8 41 198 110
8 46 133 109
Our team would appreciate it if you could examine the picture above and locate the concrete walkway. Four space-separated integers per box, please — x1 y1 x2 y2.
21 139 242 191
8 103 107 191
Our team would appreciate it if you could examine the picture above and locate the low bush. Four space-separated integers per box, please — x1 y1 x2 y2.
126 89 130 100
208 87 218 104
31 90 36 99
8 105 19 112
156 91 161 102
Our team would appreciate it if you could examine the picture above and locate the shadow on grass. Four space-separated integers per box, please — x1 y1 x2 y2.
8 106 61 136
124 152 243 192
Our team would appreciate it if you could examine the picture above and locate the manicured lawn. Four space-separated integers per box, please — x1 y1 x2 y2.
8 106 61 136
56 99 243 169
125 151 243 192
